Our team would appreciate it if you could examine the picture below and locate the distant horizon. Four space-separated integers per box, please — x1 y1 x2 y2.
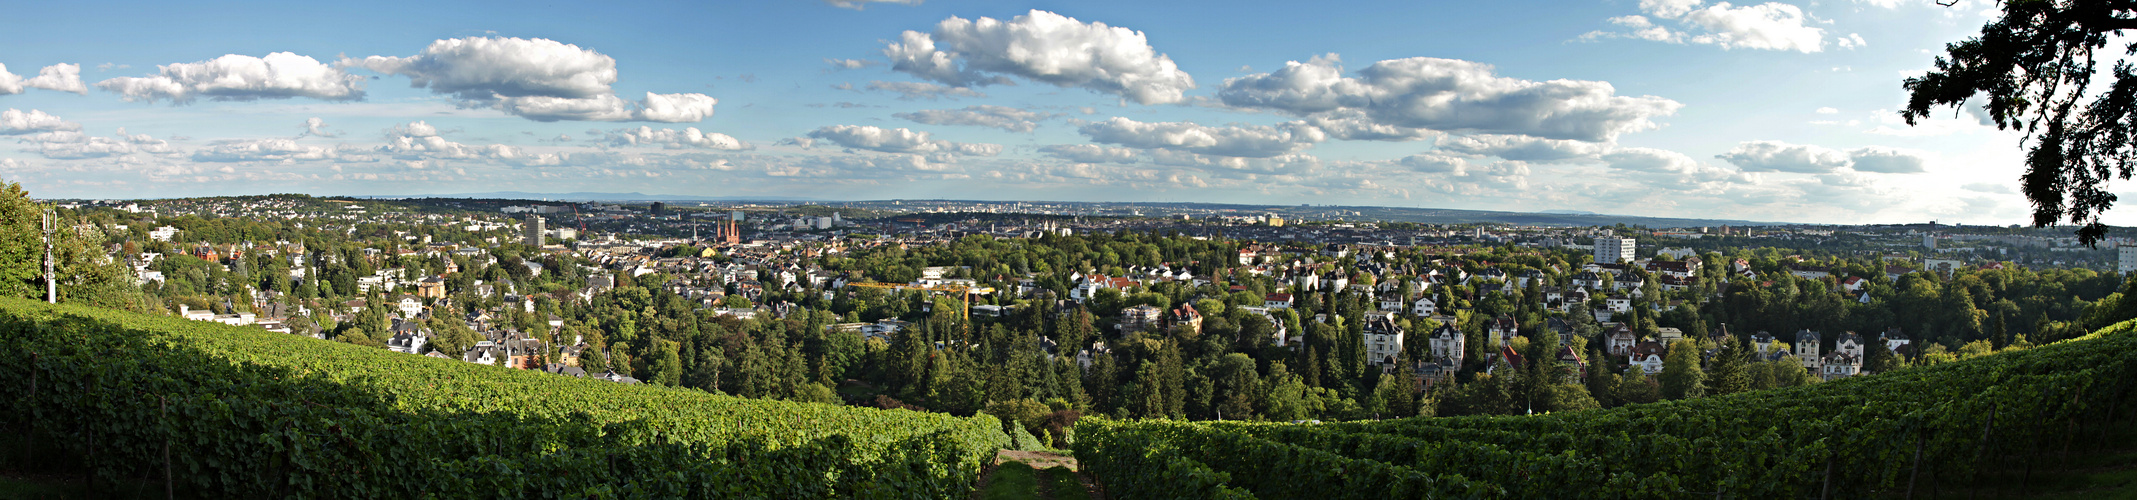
48 189 2074 229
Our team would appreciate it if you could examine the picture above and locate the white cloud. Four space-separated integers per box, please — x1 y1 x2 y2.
1837 33 1867 49
300 117 336 138
192 138 336 162
1846 146 1929 173
1961 182 2013 194
1717 140 1930 174
806 124 1000 156
95 53 364 103
1586 0 1832 53
1436 134 1610 162
0 63 88 95
343 37 616 101
1150 150 1322 175
1076 117 1325 158
636 92 720 122
884 10 1197 105
344 37 717 122
1302 109 1435 141
1039 144 1140 163
606 126 751 150
0 65 19 95
864 81 987 100
19 64 86 94
1218 55 1680 142
15 127 176 159
824 0 921 10
0 109 80 135
1680 2 1825 52
1718 140 1851 172
894 105 1053 132
494 92 718 123
825 58 881 70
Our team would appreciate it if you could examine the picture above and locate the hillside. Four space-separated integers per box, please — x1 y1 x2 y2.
1076 320 2137 498
0 298 1008 498
5 294 2132 498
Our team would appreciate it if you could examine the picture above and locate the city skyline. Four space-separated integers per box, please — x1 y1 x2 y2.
0 0 2057 226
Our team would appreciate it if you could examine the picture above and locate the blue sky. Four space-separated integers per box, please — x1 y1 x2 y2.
0 0 2072 225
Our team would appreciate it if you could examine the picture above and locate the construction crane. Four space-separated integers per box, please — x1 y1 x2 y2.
843 282 994 335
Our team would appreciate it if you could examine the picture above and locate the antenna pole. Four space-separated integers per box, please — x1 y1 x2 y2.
43 210 55 303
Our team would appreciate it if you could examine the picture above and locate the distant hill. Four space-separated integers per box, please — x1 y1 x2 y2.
335 193 1781 227
356 191 826 202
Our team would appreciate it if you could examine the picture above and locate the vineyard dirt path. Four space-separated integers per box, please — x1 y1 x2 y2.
972 450 1105 500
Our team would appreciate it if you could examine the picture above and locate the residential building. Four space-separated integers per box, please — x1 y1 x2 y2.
525 215 545 247
1121 304 1163 333
1428 322 1464 366
1364 315 1405 371
1796 329 1823 372
1594 236 1634 264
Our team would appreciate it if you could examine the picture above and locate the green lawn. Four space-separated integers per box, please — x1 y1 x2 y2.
977 459 1091 500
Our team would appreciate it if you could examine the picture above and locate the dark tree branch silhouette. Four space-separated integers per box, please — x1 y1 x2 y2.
1904 0 2137 244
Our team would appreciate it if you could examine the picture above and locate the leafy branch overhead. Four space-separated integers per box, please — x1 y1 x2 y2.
1905 0 2137 244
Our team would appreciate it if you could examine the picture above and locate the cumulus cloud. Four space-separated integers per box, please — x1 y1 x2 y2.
343 37 616 101
1039 144 1140 163
192 138 337 162
0 109 80 135
1837 33 1867 49
342 37 717 122
0 63 89 95
15 127 177 159
1601 146 1752 190
1717 140 1929 174
864 81 987 100
1151 150 1322 175
95 53 364 103
1303 110 1435 141
806 125 1001 156
1717 140 1851 172
1076 117 1325 158
299 117 336 138
1582 0 1831 53
1845 146 1929 173
487 92 716 123
606 126 751 150
825 58 881 70
1218 55 1679 143
1436 134 1610 162
824 0 921 10
894 105 1053 132
883 10 1197 104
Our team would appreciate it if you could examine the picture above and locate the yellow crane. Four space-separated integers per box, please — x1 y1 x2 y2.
843 282 994 335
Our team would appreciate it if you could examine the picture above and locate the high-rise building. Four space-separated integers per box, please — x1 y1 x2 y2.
1923 234 1936 249
649 202 666 216
2120 245 2137 273
525 215 544 247
1594 236 1634 264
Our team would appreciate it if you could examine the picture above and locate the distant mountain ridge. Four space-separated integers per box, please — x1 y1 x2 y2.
337 193 1783 227
352 192 825 202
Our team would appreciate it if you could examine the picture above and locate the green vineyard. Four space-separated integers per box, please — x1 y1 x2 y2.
1077 321 2137 498
3 292 2131 498
0 297 1008 498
